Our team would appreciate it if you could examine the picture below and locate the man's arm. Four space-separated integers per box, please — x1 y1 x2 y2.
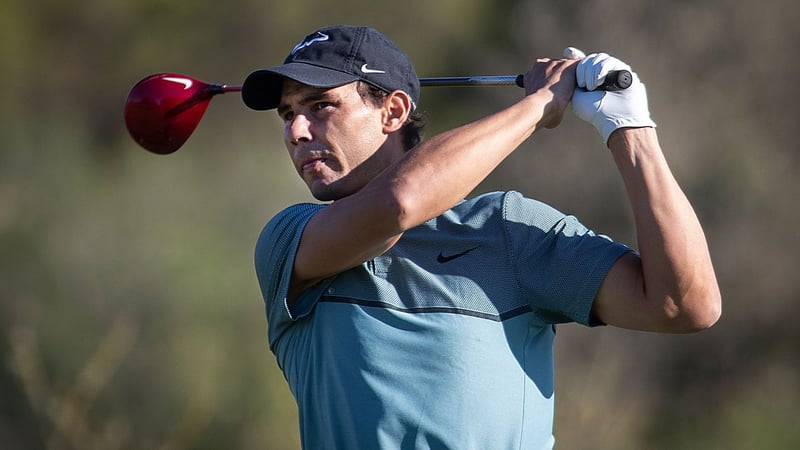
289 59 578 301
592 127 721 333
568 50 720 333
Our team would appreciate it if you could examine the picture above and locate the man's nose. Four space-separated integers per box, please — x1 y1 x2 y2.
286 114 312 145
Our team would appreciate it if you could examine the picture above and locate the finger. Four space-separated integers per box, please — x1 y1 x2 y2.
588 53 612 90
563 46 586 59
576 56 589 88
579 52 612 91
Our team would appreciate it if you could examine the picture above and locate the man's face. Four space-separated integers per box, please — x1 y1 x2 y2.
277 81 398 201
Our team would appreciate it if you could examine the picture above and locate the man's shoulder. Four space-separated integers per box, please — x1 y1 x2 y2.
452 191 510 214
264 202 326 229
453 190 559 220
257 203 326 252
273 202 326 219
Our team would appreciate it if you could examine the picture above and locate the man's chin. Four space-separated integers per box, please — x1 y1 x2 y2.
309 183 346 202
311 192 338 202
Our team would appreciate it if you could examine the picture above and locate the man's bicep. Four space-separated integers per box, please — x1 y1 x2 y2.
591 252 664 331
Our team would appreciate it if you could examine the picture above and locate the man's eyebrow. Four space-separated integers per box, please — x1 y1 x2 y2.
277 90 338 116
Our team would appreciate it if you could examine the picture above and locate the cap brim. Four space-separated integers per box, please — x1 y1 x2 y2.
242 62 360 111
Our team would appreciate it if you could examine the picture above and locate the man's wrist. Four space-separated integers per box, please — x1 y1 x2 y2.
607 126 658 151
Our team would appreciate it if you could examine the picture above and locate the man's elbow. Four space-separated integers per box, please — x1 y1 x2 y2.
671 285 722 333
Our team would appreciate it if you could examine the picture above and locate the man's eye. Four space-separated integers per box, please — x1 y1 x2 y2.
314 102 333 111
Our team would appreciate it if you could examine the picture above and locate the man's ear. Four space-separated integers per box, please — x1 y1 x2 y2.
382 90 412 133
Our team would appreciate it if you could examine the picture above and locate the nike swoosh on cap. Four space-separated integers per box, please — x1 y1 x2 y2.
360 64 386 74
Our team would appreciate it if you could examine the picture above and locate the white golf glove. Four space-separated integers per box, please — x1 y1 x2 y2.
564 47 656 145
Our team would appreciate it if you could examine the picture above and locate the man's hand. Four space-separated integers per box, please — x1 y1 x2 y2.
565 48 657 145
521 58 578 129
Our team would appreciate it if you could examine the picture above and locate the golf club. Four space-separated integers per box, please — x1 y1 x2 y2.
124 70 631 155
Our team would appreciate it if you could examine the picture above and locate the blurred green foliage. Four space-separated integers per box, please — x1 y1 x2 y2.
1 0 798 448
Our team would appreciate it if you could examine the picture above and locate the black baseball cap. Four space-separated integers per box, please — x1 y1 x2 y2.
242 25 420 111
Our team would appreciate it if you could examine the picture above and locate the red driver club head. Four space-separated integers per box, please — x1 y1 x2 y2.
124 73 241 155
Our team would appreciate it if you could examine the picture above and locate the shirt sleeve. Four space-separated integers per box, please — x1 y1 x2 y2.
254 203 331 350
502 191 632 326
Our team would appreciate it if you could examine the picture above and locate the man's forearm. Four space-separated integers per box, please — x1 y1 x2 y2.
608 127 721 329
380 92 549 230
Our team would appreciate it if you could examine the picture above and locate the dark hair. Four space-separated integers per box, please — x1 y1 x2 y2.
357 81 424 151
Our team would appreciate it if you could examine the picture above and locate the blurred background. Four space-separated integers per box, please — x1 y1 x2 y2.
1 0 797 448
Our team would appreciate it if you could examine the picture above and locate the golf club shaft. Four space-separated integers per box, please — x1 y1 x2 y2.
215 69 631 92
420 69 631 90
218 77 521 89
212 77 521 91
212 78 523 91
165 84 243 117
420 76 520 87
212 84 243 93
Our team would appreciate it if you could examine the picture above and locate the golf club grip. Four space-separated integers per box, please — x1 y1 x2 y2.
514 69 632 91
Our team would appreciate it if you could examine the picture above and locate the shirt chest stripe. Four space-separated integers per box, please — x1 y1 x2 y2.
319 295 531 322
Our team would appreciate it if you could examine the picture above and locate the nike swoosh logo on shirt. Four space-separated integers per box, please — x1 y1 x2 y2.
437 246 480 263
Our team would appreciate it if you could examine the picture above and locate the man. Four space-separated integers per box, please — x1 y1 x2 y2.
242 24 720 449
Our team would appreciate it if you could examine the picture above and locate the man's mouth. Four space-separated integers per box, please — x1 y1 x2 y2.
300 157 327 172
